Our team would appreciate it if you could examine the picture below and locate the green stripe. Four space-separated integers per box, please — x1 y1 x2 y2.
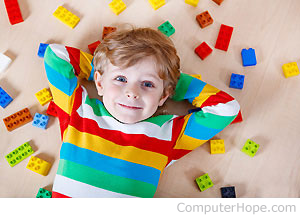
44 46 75 79
194 111 237 129
143 115 174 127
172 73 193 101
57 159 157 198
84 96 112 117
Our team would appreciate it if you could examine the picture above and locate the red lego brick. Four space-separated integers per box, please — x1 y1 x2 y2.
3 108 33 131
4 0 24 25
46 101 58 117
196 11 213 29
215 24 233 51
88 41 101 54
212 0 224 5
195 42 213 60
102 27 117 39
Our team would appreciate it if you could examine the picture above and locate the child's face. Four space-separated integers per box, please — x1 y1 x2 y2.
94 56 169 124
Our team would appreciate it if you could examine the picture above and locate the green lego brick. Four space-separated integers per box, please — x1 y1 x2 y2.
158 21 175 37
5 142 34 167
195 173 214 192
36 188 52 198
241 139 259 157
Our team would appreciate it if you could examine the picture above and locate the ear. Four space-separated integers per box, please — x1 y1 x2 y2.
94 70 104 96
158 90 170 106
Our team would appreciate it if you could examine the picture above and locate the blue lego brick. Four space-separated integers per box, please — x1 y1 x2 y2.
241 48 257 66
229 73 244 89
0 87 13 108
37 43 49 58
220 186 236 198
32 113 49 129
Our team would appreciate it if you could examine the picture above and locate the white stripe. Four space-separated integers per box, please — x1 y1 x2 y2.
165 160 177 168
202 100 240 116
53 174 137 198
49 44 70 63
76 88 176 141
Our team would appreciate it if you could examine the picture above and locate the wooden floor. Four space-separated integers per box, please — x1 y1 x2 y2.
1 0 300 198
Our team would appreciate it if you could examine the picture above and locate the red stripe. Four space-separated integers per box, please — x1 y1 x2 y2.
52 191 71 198
66 46 81 76
231 110 243 124
201 91 234 108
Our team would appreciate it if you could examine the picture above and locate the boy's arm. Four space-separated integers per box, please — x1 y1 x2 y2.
170 73 240 160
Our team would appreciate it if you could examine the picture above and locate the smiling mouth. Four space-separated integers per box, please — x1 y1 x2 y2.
118 103 142 110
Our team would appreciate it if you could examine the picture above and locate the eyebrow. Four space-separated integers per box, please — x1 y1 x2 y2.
111 69 161 81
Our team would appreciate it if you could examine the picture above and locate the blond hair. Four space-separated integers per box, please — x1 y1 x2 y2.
93 27 180 97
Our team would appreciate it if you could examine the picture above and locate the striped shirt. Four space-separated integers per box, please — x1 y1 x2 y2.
44 44 240 198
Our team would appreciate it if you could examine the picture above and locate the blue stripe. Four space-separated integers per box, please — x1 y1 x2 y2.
88 59 95 81
60 142 161 187
45 62 78 96
184 113 222 140
184 78 206 100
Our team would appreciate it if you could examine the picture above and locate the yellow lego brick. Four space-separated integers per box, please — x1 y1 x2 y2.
109 0 126 15
26 156 51 176
148 0 165 10
35 88 53 106
185 0 199 7
53 6 80 29
282 62 299 78
210 139 225 154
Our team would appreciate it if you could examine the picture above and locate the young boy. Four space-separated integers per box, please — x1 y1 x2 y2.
44 27 240 198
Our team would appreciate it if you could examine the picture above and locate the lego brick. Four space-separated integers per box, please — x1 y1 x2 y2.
282 62 299 78
212 0 224 5
37 43 49 58
195 173 214 192
195 42 213 60
26 156 51 176
0 87 13 108
36 188 52 198
53 6 80 29
109 0 126 15
102 27 117 39
241 139 259 157
32 113 49 129
185 0 199 7
148 0 165 10
3 108 33 131
5 142 34 167
210 139 225 154
215 24 233 51
46 101 58 117
229 73 244 89
196 11 213 29
241 48 257 66
0 53 12 73
4 0 23 25
158 21 175 37
88 40 101 54
35 88 53 106
220 186 236 198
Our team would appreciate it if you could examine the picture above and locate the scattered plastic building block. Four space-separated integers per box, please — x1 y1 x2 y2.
36 188 52 198
241 139 259 157
32 113 49 129
229 73 244 89
185 0 199 7
5 142 34 167
215 24 233 51
26 156 52 176
46 101 58 117
220 186 236 198
195 173 214 192
195 42 213 60
0 87 13 108
210 139 225 154
0 53 12 73
148 0 165 10
241 48 257 66
102 27 117 39
282 62 299 78
53 6 80 29
158 21 175 37
212 0 224 5
88 40 101 54
4 0 23 25
3 108 33 131
196 11 213 28
109 0 126 15
37 43 49 58
35 88 53 106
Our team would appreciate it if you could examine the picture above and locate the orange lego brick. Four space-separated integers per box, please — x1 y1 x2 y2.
212 0 224 5
3 108 33 131
196 11 213 29
102 27 117 39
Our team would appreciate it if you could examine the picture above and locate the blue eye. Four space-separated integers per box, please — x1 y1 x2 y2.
143 81 154 88
115 76 127 82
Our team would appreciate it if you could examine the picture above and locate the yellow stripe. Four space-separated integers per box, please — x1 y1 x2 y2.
63 125 168 171
79 51 93 80
192 84 220 107
48 82 78 115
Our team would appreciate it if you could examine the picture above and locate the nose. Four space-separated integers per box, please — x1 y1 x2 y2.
125 85 139 99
